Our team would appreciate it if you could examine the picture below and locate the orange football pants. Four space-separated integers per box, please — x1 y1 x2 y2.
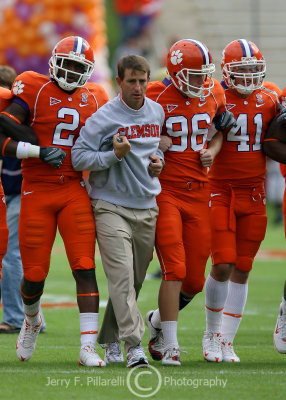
19 177 96 282
0 182 9 283
155 183 210 295
209 181 267 272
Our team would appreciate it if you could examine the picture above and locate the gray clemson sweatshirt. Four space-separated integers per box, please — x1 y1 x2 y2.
71 94 165 209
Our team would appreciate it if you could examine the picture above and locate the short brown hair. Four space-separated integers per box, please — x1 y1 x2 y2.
117 55 150 80
0 65 17 89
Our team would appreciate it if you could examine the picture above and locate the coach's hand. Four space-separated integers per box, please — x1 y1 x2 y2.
148 155 164 177
113 134 131 159
40 146 66 168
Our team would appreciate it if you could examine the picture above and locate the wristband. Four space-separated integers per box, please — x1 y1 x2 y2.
16 141 40 159
160 158 165 170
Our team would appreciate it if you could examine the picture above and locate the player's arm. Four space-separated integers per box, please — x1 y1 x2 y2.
263 138 286 164
0 102 38 144
200 132 223 167
263 109 286 163
0 103 66 168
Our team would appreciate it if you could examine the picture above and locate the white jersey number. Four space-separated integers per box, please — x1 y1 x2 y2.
52 108 80 147
227 113 263 152
165 113 210 152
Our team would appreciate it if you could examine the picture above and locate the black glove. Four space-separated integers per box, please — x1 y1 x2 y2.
213 110 237 131
39 147 66 168
276 106 286 125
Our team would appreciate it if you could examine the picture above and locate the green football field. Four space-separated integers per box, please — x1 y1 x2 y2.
0 205 285 400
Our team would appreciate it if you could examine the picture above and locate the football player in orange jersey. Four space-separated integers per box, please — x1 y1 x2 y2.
0 36 109 366
263 93 286 354
203 39 282 363
145 39 237 365
0 83 65 285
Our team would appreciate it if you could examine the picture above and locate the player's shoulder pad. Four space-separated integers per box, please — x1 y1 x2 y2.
146 80 169 100
13 71 49 94
263 81 282 97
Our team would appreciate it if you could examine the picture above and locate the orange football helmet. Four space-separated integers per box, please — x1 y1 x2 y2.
49 36 95 91
221 39 266 95
166 39 215 98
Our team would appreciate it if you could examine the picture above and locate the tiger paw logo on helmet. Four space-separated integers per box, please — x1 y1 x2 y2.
171 50 183 65
13 80 25 95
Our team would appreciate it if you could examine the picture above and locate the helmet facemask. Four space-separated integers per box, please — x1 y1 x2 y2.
223 57 266 95
172 63 215 98
49 52 94 92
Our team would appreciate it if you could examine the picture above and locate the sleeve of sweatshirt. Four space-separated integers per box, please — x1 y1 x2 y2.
155 105 165 160
71 111 120 171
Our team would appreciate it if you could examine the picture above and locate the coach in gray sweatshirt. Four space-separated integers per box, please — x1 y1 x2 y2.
71 55 165 368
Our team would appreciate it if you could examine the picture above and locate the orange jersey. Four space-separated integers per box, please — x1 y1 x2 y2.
209 85 280 183
146 78 226 184
11 71 109 182
280 164 286 178
281 86 286 107
0 86 12 110
0 87 10 281
0 86 13 187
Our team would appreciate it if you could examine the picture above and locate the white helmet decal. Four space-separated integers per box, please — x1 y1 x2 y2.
171 50 183 65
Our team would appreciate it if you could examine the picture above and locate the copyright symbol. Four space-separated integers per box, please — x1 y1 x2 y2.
127 365 162 398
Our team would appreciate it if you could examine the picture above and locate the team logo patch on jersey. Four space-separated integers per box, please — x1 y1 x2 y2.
226 103 236 110
167 104 178 113
256 93 264 105
13 80 24 95
50 97 61 106
81 93 88 104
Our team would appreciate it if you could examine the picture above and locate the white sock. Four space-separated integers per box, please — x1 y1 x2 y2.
221 281 248 343
205 275 229 333
80 313 99 348
161 321 178 350
24 300 41 325
151 308 161 330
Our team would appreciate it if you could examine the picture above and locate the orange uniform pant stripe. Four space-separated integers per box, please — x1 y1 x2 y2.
205 305 224 312
223 312 242 318
77 292 99 297
21 288 43 299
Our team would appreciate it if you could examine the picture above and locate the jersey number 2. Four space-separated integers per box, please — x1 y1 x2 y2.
52 108 80 147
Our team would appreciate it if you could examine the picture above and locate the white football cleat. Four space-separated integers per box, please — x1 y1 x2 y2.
162 347 182 366
145 310 164 360
101 341 124 363
16 316 42 361
126 343 149 368
273 303 286 354
221 338 240 362
79 345 106 367
202 331 222 362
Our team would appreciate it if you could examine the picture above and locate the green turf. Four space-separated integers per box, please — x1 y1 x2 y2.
0 204 285 399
